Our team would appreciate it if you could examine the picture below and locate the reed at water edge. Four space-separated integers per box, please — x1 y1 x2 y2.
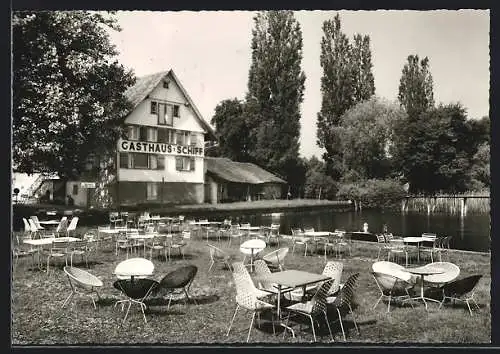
403 191 490 214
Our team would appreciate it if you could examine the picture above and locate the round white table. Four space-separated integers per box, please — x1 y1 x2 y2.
405 265 444 310
240 239 266 272
114 257 154 281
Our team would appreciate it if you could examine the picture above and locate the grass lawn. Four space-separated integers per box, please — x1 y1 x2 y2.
11 228 491 345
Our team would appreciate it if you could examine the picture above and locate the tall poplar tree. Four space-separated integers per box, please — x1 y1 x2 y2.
317 14 375 180
398 54 435 119
245 11 306 194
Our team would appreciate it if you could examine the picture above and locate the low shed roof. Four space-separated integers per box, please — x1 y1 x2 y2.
205 157 286 185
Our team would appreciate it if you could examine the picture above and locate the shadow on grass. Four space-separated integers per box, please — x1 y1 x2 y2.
146 294 220 307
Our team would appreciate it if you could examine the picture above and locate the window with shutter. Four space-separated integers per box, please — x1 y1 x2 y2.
157 155 165 170
147 127 158 142
190 133 197 146
190 157 195 171
166 105 174 126
132 153 148 169
176 131 184 145
119 153 129 168
175 157 183 171
139 127 147 141
149 155 158 169
147 183 158 200
158 103 166 125
173 105 180 117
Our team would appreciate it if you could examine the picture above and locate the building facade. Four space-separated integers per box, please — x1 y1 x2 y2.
112 70 215 206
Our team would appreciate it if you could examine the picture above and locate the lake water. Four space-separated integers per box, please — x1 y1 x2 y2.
231 209 490 253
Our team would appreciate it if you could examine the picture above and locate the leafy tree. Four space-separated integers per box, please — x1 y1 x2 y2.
303 156 337 199
391 103 474 193
337 179 406 210
209 98 251 161
339 97 407 180
12 11 135 179
317 14 375 179
245 10 306 194
352 34 375 102
398 54 435 118
469 142 490 190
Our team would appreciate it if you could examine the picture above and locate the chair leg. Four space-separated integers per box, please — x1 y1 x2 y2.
323 310 334 342
226 304 239 336
247 311 256 342
337 308 346 341
387 295 392 313
349 304 360 335
466 300 473 316
208 260 214 272
373 294 383 310
309 315 317 342
62 291 74 308
123 301 132 325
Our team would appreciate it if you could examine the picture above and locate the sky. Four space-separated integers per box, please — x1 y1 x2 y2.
107 10 490 159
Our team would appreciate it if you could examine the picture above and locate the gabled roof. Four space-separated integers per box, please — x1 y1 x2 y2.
205 157 286 184
124 69 216 139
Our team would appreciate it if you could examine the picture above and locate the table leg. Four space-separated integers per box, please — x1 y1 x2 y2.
276 285 295 338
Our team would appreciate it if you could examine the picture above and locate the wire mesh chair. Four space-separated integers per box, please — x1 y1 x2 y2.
228 224 245 246
158 265 198 309
253 260 280 296
262 247 289 271
69 239 92 268
438 275 483 316
372 272 415 312
45 239 71 276
326 273 360 341
62 266 103 309
423 262 461 287
291 228 311 256
207 244 233 272
226 262 276 342
283 279 334 342
113 278 159 324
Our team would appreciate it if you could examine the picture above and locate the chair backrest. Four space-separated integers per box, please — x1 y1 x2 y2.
64 266 103 288
424 262 460 284
208 244 227 260
384 233 394 242
67 217 79 232
372 271 400 294
51 239 71 251
232 264 259 311
310 279 334 314
56 217 68 233
376 234 386 244
304 227 315 233
232 261 254 288
199 219 209 223
22 218 31 234
330 273 360 309
160 265 198 289
109 211 119 222
291 228 304 236
31 216 42 229
323 261 344 294
443 275 482 296
28 219 38 233
113 278 159 300
253 260 275 292
182 230 191 239
71 239 88 250
372 261 412 282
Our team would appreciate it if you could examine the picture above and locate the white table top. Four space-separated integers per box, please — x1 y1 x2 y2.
127 233 165 240
114 257 154 278
303 231 331 237
240 239 266 255
38 220 60 225
403 237 426 243
23 237 80 246
405 266 444 276
239 226 261 231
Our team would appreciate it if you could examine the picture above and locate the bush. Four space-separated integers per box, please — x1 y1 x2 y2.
337 178 406 210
